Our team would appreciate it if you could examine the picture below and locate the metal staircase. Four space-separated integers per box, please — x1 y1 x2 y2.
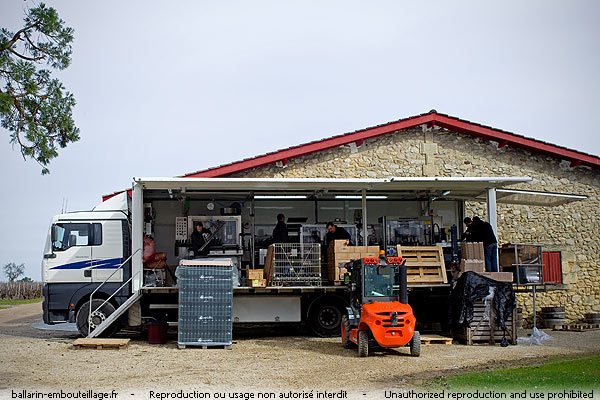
86 249 142 338
87 290 143 338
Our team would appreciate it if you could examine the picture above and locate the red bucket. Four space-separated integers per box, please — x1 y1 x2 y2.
147 321 167 344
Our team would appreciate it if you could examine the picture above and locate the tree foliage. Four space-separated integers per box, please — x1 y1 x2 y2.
0 3 79 174
4 262 25 282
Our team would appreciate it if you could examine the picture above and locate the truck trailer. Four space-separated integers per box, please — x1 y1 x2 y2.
41 176 530 339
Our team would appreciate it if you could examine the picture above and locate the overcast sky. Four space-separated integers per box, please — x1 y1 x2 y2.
1 1 599 281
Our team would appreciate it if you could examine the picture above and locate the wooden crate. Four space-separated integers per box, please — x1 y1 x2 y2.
454 301 517 345
397 246 448 285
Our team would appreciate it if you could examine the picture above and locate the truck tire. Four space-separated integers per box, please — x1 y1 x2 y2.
308 300 343 337
410 330 421 357
341 315 354 349
358 330 369 357
76 299 119 338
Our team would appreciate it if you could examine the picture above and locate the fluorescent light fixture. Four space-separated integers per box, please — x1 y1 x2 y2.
442 190 452 196
254 195 307 199
334 195 388 199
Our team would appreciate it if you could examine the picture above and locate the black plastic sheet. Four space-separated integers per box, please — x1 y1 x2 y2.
449 271 517 330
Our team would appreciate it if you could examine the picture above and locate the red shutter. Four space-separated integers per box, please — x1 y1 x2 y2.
542 251 562 284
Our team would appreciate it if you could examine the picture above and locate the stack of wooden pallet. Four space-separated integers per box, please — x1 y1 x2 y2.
397 245 448 285
453 301 517 345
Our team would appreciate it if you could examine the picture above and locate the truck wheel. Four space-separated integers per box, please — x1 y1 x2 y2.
341 315 354 349
358 330 369 357
309 301 343 337
76 299 119 337
410 330 421 357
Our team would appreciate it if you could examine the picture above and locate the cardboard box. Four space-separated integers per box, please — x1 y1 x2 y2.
476 272 513 283
247 269 264 280
332 240 350 249
460 259 485 273
367 246 381 253
461 242 484 261
361 252 379 258
328 266 348 281
247 278 267 287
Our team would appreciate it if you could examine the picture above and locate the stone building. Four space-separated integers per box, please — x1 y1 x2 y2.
185 111 600 325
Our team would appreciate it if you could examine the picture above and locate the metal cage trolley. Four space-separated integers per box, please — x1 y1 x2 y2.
271 243 322 287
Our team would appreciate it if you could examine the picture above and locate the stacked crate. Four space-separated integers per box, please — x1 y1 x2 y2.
176 259 233 349
460 242 485 273
327 240 380 283
459 242 513 282
454 300 517 345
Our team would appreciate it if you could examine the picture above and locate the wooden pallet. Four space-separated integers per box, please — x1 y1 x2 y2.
398 246 448 285
420 334 453 345
72 338 130 350
454 302 517 345
178 343 232 350
552 323 600 332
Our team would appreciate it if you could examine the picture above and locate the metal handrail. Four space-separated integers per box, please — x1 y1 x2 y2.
88 248 141 335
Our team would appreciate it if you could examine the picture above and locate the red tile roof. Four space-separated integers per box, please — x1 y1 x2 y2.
183 110 600 177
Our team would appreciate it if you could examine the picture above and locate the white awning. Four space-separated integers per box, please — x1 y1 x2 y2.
474 189 587 206
134 176 531 195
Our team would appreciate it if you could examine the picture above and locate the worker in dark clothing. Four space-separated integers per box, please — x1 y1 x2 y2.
272 213 289 243
464 216 498 272
463 217 482 242
190 223 211 257
325 222 352 248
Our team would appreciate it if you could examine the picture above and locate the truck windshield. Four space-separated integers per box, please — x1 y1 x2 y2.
363 265 395 298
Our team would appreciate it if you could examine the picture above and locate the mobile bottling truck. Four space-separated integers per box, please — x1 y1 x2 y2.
42 176 527 338
42 178 359 338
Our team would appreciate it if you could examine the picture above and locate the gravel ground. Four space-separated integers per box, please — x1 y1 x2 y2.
1 302 599 399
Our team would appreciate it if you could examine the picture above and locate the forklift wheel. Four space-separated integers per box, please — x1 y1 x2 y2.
358 330 369 357
410 330 421 357
341 316 354 349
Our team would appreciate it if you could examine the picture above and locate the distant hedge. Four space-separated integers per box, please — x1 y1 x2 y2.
0 282 43 300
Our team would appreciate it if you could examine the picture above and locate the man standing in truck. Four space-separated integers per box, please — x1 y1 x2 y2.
272 213 289 243
325 222 352 248
191 223 212 257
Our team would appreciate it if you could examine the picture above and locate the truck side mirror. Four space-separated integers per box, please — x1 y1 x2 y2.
51 226 58 243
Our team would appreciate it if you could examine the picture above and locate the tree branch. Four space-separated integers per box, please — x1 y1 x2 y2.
0 23 39 52
9 48 45 62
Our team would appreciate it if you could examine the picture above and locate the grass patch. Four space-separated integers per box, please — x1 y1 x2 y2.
432 355 600 391
0 297 43 305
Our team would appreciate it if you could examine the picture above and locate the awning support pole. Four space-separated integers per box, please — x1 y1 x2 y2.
362 189 368 246
486 188 498 235
131 181 144 292
250 192 255 269
486 188 499 272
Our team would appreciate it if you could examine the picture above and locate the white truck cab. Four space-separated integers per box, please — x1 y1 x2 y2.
42 194 131 333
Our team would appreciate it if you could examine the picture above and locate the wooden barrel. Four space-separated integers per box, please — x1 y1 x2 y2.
585 313 600 324
540 306 565 328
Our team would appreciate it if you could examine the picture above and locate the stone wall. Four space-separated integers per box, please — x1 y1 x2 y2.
229 126 600 324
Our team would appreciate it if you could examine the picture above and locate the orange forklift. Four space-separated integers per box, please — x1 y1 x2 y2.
341 253 420 357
